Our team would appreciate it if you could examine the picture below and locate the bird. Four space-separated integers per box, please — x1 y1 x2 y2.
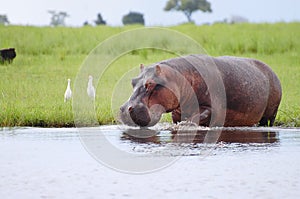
64 78 72 102
87 75 96 100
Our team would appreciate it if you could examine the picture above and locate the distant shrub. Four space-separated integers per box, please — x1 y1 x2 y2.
122 12 145 25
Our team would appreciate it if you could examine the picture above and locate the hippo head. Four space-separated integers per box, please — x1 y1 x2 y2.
120 64 179 127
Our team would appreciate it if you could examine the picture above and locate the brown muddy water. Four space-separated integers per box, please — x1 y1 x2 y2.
0 124 300 199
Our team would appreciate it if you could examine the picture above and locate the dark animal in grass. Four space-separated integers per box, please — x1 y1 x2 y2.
120 54 282 127
0 48 16 64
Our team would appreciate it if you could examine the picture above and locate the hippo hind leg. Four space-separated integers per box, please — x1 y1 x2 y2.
259 108 278 127
259 117 268 126
259 116 276 127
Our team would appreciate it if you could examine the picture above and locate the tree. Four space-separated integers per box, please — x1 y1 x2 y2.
164 0 212 23
83 21 90 26
122 12 144 25
48 10 69 26
94 13 106 25
0 15 9 25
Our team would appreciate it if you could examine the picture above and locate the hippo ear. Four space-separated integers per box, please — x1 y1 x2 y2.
155 65 161 76
140 64 144 73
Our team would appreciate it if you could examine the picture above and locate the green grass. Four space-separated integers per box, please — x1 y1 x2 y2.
0 23 299 127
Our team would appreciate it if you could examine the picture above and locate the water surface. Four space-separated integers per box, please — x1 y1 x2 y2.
0 125 299 198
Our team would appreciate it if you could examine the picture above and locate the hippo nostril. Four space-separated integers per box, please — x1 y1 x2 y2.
128 106 133 112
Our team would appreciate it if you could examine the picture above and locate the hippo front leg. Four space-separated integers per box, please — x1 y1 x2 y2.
172 107 211 126
189 107 211 126
171 109 181 124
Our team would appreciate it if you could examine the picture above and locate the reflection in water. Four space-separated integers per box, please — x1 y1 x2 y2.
121 128 161 143
121 128 278 144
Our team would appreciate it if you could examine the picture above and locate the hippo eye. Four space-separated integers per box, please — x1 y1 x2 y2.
144 82 151 89
145 82 156 93
145 82 151 87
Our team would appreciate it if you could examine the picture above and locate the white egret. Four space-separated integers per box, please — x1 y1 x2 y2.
64 79 72 102
87 75 96 100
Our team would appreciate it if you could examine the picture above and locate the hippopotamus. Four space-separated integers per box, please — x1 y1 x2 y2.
120 54 282 127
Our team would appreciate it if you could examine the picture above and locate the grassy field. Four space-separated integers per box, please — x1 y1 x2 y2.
0 23 299 127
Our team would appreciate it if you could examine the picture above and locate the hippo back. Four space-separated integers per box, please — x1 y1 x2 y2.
157 54 281 126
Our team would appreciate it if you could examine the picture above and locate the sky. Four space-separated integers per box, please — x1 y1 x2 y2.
1 0 300 26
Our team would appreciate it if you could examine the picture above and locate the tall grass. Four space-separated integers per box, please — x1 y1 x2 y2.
0 23 299 127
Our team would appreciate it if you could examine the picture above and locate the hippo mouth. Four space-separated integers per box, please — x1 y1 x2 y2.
128 104 151 127
120 103 164 127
